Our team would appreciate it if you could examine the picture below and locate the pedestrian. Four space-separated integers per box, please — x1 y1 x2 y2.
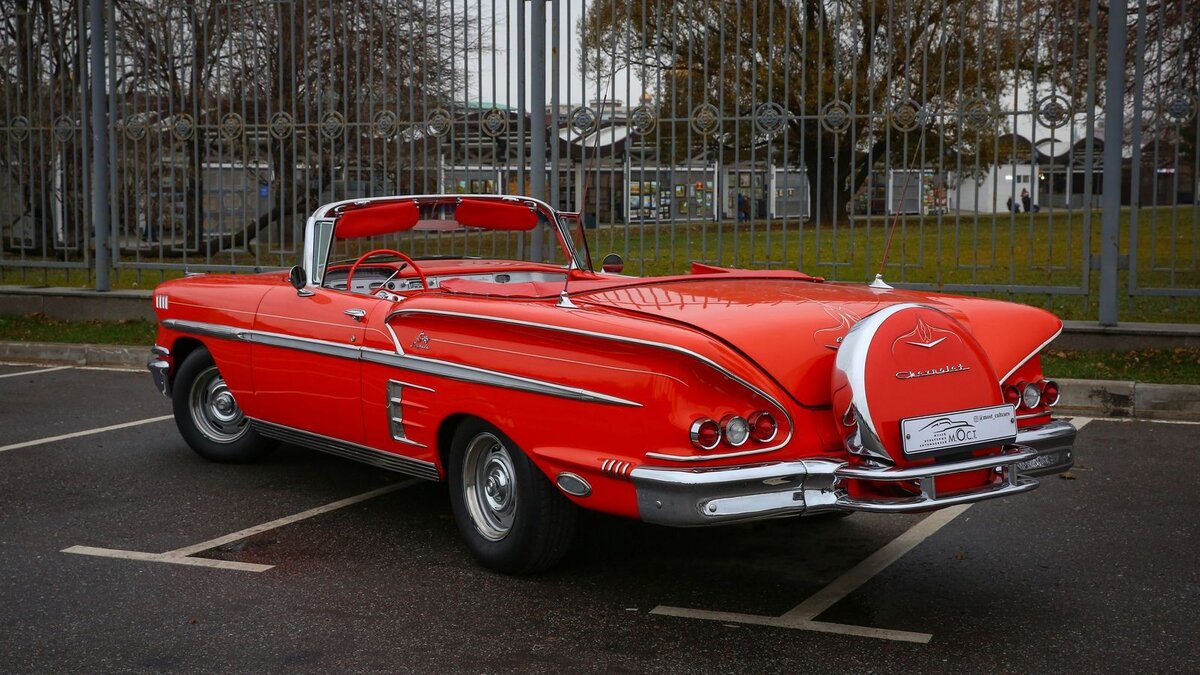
1021 188 1032 214
1006 195 1016 213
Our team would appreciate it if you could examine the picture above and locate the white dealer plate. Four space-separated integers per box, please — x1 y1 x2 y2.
901 404 1017 456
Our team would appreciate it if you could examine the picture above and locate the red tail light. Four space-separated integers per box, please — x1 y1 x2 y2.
748 411 778 442
690 418 721 450
1003 385 1021 406
1042 380 1060 406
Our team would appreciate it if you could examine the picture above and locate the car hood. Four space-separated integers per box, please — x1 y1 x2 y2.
578 277 1061 407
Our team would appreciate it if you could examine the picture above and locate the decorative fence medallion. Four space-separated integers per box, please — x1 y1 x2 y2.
961 97 996 132
125 113 149 141
52 116 75 142
268 112 293 140
690 103 721 136
1036 95 1073 129
1162 91 1196 125
754 102 787 136
171 114 195 141
426 108 452 137
629 105 656 136
7 116 30 141
890 99 923 132
319 111 345 139
219 112 244 140
569 106 597 134
479 108 508 138
372 110 399 138
820 101 852 133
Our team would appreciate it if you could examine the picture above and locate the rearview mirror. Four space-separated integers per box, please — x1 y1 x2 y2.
289 265 314 297
601 253 624 274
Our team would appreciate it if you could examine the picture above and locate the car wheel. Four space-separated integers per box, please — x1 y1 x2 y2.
448 419 577 574
172 347 274 463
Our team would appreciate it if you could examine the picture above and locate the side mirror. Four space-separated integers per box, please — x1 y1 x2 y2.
601 253 624 274
289 265 314 297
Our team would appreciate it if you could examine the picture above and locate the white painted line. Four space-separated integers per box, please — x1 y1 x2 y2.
649 606 932 643
62 480 417 573
1070 417 1093 430
651 504 972 643
163 480 417 557
62 545 274 573
0 365 72 379
0 415 174 453
779 504 971 622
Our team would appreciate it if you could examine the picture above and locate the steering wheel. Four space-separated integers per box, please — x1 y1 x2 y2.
344 249 428 294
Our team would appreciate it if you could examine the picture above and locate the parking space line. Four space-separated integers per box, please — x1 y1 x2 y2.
651 504 972 643
163 480 417 558
0 415 174 454
0 365 73 379
61 480 417 573
62 545 274 573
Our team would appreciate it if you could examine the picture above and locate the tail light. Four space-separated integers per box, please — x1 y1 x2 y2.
1003 385 1021 407
721 415 750 447
1042 380 1060 406
1020 381 1042 409
690 418 721 450
749 411 779 441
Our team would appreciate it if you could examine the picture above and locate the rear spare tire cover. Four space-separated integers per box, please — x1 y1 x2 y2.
831 303 1014 466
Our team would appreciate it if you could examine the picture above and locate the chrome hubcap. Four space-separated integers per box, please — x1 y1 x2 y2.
462 432 517 541
189 365 248 444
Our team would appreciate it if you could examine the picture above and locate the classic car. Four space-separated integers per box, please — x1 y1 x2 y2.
148 194 1076 573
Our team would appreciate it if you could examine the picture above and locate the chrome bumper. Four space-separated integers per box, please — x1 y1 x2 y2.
631 420 1077 526
148 345 171 397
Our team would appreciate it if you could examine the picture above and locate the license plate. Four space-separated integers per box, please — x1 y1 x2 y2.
901 404 1017 456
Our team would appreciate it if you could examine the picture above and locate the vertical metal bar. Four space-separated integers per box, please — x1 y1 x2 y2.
1098 0 1127 326
529 0 546 260
1126 0 1148 298
549 0 560 212
89 0 109 291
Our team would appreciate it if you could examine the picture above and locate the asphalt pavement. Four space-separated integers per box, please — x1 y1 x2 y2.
0 363 1197 673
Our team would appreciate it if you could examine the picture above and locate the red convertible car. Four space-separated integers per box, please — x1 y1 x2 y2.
149 194 1075 573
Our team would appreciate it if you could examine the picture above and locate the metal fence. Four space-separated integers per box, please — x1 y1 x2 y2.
1 0 1197 324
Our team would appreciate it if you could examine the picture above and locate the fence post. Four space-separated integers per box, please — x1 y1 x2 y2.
529 0 547 261
89 0 110 292
1098 0 1127 326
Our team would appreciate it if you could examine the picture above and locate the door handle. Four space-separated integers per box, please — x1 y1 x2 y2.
344 308 367 321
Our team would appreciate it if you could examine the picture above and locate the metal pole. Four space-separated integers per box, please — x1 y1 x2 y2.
529 0 546 261
516 0 527 260
89 0 110 291
549 0 560 211
1099 0 1127 326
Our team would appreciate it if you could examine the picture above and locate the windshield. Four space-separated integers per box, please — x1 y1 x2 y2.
310 196 586 285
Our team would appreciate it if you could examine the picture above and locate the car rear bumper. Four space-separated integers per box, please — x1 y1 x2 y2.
630 419 1077 526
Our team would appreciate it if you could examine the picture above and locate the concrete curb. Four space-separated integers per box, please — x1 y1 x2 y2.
2 340 1198 422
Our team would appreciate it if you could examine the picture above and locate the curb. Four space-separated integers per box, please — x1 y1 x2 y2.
2 340 1198 422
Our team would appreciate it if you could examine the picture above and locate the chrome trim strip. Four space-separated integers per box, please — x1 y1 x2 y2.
645 446 781 462
387 308 795 458
162 318 247 341
998 326 1063 384
164 319 638 407
361 348 641 407
151 344 170 357
248 418 440 481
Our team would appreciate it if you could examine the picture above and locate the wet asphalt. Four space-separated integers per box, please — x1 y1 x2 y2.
0 363 1197 673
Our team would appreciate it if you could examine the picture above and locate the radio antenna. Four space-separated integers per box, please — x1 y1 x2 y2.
873 131 930 289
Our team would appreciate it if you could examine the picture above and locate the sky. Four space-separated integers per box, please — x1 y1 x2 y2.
470 0 645 111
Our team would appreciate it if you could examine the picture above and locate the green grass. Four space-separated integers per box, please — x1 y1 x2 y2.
3 205 1198 322
1042 348 1200 385
0 313 156 346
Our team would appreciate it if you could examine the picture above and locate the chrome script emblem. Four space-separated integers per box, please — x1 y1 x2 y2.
410 332 431 351
895 363 970 380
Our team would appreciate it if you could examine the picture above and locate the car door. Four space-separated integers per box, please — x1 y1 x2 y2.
251 284 388 443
